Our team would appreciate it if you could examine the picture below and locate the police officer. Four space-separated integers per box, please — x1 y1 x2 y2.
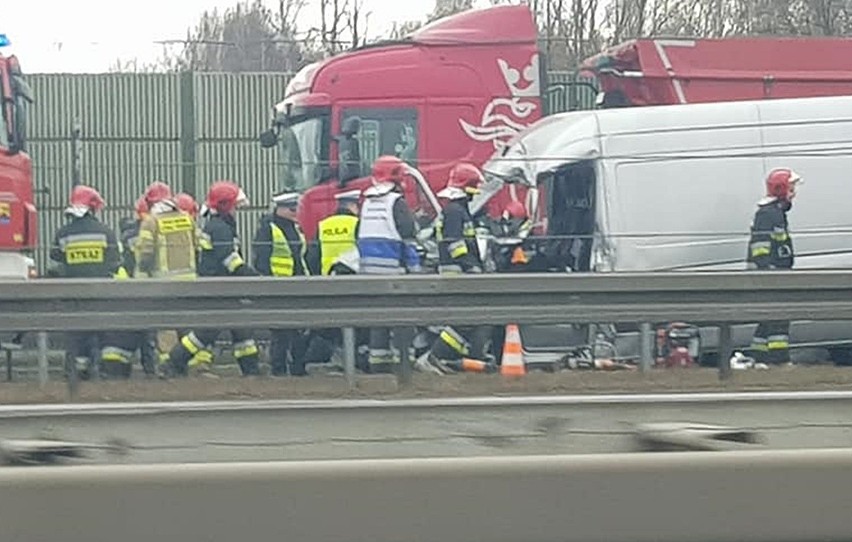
309 189 365 369
49 185 122 379
167 181 261 377
747 167 802 365
252 191 310 376
357 156 420 373
426 163 493 373
314 189 360 276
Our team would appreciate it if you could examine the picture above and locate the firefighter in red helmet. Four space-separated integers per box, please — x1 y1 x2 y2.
175 192 199 219
747 167 802 365
436 162 485 274
424 163 495 374
49 185 123 379
165 181 262 377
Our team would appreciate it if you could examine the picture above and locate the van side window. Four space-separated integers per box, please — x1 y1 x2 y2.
341 108 418 171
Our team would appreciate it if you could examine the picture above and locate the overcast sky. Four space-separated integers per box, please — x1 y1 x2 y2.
3 0 495 73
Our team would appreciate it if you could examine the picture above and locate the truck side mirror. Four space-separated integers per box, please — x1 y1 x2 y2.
259 129 278 149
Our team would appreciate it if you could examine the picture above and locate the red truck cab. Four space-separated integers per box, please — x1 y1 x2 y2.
582 37 852 107
260 5 541 240
0 35 37 279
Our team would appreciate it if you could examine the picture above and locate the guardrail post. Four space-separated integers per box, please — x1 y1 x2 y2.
37 332 49 389
342 327 356 389
718 324 733 381
394 327 415 387
639 322 653 372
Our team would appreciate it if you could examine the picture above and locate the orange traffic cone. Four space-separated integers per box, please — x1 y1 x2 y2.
500 324 526 376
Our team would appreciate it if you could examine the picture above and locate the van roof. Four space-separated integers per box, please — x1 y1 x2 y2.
485 93 852 184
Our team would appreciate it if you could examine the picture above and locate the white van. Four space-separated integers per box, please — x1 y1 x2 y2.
476 94 852 363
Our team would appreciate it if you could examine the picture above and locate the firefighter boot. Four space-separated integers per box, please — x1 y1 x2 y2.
233 339 260 376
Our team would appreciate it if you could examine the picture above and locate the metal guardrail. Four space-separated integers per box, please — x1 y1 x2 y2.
3 270 852 382
2 392 852 464
2 270 852 331
3 449 852 542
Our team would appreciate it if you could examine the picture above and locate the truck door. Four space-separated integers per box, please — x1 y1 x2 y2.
340 107 437 226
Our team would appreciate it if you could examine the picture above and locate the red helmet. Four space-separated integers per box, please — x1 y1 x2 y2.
371 155 407 185
69 185 105 211
447 163 484 195
175 192 198 218
144 181 172 205
503 200 528 220
765 168 802 200
134 196 149 219
205 181 243 215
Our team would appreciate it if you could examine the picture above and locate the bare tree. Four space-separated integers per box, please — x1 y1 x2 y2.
151 0 309 73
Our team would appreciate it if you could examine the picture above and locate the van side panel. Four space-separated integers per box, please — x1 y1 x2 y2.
757 99 852 269
599 101 764 271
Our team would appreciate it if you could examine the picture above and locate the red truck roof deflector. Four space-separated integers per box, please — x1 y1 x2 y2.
582 38 852 106
409 4 536 45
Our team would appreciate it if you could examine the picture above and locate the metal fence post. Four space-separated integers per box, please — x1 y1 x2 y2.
639 322 653 372
37 331 49 389
71 119 82 187
179 71 197 198
342 327 356 389
718 324 733 381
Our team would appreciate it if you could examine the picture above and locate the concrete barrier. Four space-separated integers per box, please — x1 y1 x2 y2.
1 449 850 542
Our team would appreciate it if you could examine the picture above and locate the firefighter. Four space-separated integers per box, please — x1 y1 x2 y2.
135 182 200 372
117 197 148 278
49 185 122 380
136 181 197 280
426 163 494 373
252 191 310 376
166 181 261 377
314 189 361 276
173 191 214 369
747 167 802 365
114 196 158 375
493 201 539 272
357 155 420 373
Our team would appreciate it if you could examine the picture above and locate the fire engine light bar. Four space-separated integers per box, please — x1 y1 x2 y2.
0 34 10 47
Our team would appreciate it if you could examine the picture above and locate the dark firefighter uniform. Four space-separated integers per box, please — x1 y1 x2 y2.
168 211 261 376
747 198 794 364
430 185 490 369
118 216 141 278
50 211 124 378
437 198 482 274
252 192 310 376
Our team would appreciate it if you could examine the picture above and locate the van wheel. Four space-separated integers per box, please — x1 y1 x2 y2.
829 348 852 366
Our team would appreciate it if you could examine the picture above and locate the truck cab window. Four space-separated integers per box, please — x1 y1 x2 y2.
341 108 418 173
275 111 330 191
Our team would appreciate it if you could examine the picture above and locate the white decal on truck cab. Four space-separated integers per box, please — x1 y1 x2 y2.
460 53 540 151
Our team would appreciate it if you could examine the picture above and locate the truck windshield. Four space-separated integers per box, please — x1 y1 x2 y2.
276 112 330 191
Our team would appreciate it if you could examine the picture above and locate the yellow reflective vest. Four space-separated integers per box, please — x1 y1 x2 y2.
318 214 358 275
269 222 307 277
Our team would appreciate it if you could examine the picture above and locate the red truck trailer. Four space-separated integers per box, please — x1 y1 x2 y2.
582 37 852 107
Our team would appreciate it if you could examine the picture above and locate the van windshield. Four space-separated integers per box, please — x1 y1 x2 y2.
275 109 330 191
